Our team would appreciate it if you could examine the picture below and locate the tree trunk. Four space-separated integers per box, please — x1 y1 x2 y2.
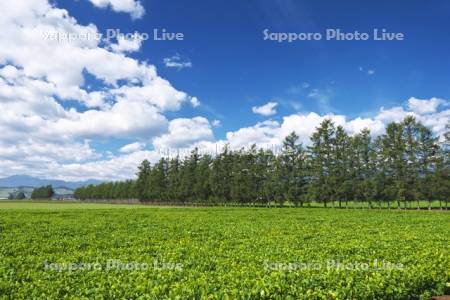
428 200 432 211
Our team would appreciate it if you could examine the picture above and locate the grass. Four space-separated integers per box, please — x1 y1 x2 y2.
1 199 447 210
0 201 449 299
0 200 149 210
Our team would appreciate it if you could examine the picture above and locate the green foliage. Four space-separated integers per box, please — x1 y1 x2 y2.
0 206 449 298
8 191 26 200
74 180 135 201
74 117 450 208
136 159 151 200
31 185 54 199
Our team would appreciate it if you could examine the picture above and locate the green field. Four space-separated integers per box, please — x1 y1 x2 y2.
0 202 449 299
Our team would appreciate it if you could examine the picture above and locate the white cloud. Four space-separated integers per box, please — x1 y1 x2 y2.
0 2 448 182
415 109 450 136
87 0 145 19
119 142 145 153
0 74 170 142
0 140 99 163
163 54 192 70
375 106 411 124
252 101 278 116
190 96 200 107
407 97 444 114
54 101 169 139
0 0 201 180
367 69 375 75
85 91 109 109
0 0 195 138
344 117 385 136
279 113 342 145
1 95 448 180
0 65 20 79
109 36 143 53
153 117 214 149
225 100 449 150
42 150 161 181
226 120 280 149
111 80 190 112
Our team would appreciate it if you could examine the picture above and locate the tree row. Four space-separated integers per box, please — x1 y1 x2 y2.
31 185 55 199
74 117 450 209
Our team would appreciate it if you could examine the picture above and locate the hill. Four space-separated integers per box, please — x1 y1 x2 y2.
0 175 102 199
0 175 101 189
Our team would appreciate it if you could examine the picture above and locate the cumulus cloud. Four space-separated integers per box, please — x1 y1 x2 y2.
111 80 190 112
153 117 214 149
0 65 20 79
226 120 280 149
109 35 143 53
37 150 160 181
407 97 444 114
0 0 199 180
190 96 200 107
224 101 449 150
119 142 145 153
252 101 278 116
0 2 449 182
54 102 169 139
87 0 145 19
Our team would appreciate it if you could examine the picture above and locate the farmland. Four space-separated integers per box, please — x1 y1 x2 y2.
0 202 449 299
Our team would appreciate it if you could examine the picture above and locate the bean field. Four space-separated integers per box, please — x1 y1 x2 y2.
0 202 449 299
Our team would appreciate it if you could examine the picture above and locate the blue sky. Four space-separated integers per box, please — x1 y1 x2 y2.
0 0 449 180
60 0 450 135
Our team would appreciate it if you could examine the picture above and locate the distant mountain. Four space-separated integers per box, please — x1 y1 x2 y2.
0 175 102 189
